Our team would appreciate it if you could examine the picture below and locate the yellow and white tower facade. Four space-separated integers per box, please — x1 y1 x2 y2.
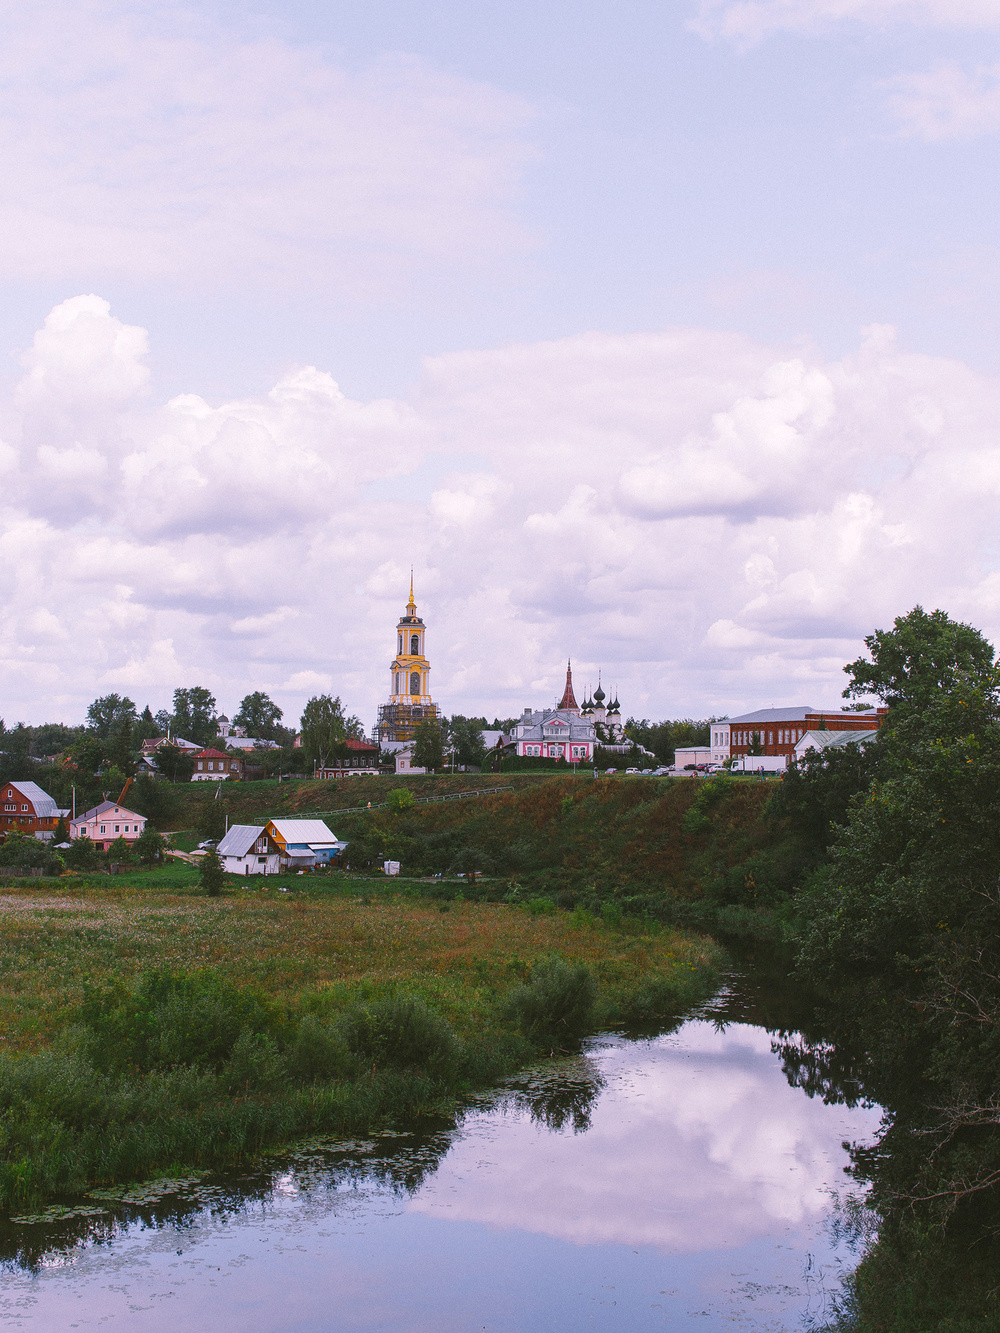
375 576 441 742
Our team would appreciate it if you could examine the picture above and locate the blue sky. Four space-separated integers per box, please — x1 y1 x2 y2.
3 0 1000 726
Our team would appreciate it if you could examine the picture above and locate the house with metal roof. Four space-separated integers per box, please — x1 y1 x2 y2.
711 706 883 767
1 780 68 842
266 819 346 870
70 801 147 851
217 824 280 875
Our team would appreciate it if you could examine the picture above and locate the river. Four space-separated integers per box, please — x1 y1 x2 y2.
0 968 882 1331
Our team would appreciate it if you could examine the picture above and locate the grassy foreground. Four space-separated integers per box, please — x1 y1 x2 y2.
0 880 722 1213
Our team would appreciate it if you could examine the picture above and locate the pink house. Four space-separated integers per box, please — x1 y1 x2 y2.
70 801 147 851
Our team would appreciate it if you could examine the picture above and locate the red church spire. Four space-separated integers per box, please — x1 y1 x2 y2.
558 659 579 713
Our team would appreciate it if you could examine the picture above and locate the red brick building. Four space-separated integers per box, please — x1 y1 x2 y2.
0 781 66 841
715 706 885 763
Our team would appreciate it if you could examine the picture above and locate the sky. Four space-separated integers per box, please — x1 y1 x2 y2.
4 0 1000 728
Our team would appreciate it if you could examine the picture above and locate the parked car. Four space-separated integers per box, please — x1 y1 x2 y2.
625 767 639 774
603 768 618 775
653 766 671 776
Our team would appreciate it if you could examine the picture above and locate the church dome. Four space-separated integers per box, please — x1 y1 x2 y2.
593 684 606 703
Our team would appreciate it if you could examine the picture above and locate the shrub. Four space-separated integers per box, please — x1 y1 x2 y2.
80 971 278 1075
199 848 226 896
0 834 64 876
61 836 104 872
525 896 556 916
339 994 460 1073
387 787 415 813
285 1015 353 1082
504 957 596 1043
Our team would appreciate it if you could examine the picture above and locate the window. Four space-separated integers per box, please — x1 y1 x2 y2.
410 633 420 654
20 805 28 812
398 635 402 654
100 825 106 834
208 761 214 771
410 672 420 695
3 804 12 811
197 761 203 770
115 825 120 833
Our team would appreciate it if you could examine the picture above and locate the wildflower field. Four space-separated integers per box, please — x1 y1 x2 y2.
0 881 722 1211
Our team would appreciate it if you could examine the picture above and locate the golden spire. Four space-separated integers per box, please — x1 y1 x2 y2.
407 568 416 613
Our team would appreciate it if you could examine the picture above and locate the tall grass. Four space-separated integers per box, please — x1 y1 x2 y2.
0 883 723 1212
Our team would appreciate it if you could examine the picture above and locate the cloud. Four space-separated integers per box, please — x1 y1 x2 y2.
0 2 536 294
884 61 1000 139
691 0 1000 41
6 295 1000 725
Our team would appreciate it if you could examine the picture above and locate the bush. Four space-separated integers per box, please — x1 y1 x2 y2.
61 837 104 872
0 834 64 876
504 957 596 1043
387 787 415 813
80 971 279 1075
199 848 226 896
339 994 460 1073
285 1014 354 1082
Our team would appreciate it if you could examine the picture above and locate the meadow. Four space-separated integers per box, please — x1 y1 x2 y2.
0 878 722 1211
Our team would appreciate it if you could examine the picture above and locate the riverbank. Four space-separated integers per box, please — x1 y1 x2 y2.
0 880 722 1212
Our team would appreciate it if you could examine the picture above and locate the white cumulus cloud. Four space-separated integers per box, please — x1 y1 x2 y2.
5 296 1000 726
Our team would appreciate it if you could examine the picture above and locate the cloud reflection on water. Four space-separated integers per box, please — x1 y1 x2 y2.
408 1021 883 1252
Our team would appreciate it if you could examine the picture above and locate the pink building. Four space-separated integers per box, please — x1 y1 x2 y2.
70 801 147 851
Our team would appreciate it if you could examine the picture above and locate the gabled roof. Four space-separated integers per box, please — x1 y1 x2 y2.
218 824 266 857
726 706 880 725
268 818 340 846
72 800 146 823
193 748 237 760
4 781 59 818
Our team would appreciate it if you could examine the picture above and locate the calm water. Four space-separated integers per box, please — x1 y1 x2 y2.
0 977 881 1332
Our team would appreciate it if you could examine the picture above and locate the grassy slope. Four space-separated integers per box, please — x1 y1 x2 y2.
154 772 779 903
0 879 718 1054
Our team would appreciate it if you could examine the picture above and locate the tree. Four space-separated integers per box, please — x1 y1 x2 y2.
70 734 105 776
155 743 195 783
134 705 161 744
106 835 132 865
844 604 997 720
171 687 218 747
199 848 225 896
52 816 70 844
746 731 765 756
299 695 363 770
448 716 486 768
63 836 104 872
387 787 415 812
134 827 166 866
30 723 84 758
412 720 444 772
234 691 283 741
86 694 137 739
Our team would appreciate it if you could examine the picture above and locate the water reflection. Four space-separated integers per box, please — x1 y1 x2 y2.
0 1000 882 1332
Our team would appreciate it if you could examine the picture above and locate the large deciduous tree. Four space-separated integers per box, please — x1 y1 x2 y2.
843 604 997 719
299 696 363 770
234 691 284 741
171 687 218 747
412 720 444 772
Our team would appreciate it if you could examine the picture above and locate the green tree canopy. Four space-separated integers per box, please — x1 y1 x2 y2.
155 743 195 783
171 687 218 747
86 694 137 739
412 720 444 771
843 604 998 718
234 691 284 741
447 716 486 768
298 695 364 769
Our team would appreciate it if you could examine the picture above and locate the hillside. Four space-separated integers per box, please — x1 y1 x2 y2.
137 773 789 929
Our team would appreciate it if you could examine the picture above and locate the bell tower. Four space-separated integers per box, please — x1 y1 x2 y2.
376 573 440 742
